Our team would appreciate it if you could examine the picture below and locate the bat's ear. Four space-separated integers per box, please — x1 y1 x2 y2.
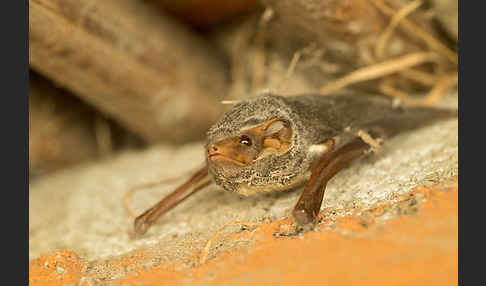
253 119 292 158
263 119 292 142
264 120 287 136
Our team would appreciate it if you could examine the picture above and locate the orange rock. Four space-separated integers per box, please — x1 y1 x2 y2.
117 179 458 286
29 179 458 286
29 251 87 286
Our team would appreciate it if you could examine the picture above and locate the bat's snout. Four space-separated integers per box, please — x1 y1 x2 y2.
206 144 220 158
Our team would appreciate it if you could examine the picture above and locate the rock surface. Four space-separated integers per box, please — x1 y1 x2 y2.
29 93 458 285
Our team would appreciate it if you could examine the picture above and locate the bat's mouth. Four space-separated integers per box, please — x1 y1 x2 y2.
208 153 247 167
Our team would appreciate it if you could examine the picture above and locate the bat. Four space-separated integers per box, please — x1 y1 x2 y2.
134 93 457 236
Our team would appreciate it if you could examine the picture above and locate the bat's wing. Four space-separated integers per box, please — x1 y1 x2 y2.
358 104 457 140
283 94 457 144
288 94 456 228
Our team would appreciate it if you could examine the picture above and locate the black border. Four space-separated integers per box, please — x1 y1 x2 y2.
2 0 29 283
459 1 480 285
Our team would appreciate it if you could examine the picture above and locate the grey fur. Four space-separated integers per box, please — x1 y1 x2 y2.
206 93 456 195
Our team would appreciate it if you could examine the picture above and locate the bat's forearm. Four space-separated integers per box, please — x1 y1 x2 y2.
292 138 370 226
134 165 211 236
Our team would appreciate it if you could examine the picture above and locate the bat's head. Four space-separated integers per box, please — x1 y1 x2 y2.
205 94 311 195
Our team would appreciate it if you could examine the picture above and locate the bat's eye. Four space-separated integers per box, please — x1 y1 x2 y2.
239 135 252 146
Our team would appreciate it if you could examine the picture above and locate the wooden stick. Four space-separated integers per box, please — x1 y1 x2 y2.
29 71 100 176
319 52 439 95
375 0 423 59
399 68 438 86
29 0 229 143
378 77 415 105
423 74 458 106
369 0 457 64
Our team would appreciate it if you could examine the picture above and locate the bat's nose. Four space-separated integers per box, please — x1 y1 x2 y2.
207 144 219 156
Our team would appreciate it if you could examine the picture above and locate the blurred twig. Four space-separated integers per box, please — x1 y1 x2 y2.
320 52 439 95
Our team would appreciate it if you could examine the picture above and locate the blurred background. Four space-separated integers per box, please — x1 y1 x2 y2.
29 0 457 180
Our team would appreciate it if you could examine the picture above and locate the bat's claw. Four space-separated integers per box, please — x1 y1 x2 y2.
134 216 151 237
292 209 317 227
